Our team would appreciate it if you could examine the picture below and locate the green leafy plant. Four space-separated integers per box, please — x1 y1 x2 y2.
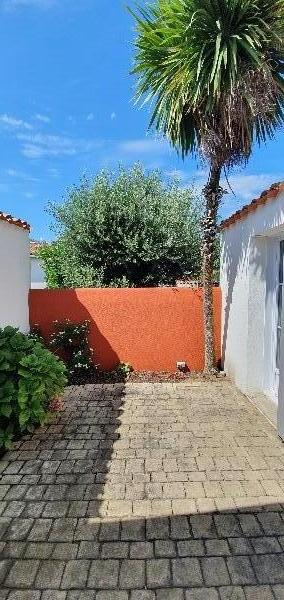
39 164 203 289
50 320 95 382
114 362 133 379
28 324 45 346
0 326 67 450
36 241 66 289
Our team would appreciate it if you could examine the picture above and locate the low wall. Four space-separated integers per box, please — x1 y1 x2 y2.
29 288 221 372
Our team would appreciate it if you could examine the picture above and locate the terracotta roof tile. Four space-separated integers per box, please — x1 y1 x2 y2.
220 181 284 230
0 211 30 231
30 241 45 255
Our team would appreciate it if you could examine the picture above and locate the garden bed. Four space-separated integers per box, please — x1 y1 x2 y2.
69 368 222 385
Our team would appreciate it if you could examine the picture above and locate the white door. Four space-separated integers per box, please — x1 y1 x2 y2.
276 240 284 438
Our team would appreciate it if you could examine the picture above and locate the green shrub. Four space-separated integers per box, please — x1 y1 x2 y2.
28 324 46 346
0 326 67 450
49 320 95 382
114 362 133 379
39 164 203 288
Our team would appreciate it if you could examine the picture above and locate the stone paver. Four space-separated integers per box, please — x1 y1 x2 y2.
1 380 284 597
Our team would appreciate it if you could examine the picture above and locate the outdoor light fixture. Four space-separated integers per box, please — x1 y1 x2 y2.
176 361 187 372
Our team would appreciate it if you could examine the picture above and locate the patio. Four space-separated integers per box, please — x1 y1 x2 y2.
1 380 284 599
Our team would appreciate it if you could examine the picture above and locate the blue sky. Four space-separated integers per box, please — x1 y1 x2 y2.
0 0 283 240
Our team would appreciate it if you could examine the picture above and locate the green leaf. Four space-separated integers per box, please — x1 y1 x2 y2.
0 325 67 450
0 404 12 418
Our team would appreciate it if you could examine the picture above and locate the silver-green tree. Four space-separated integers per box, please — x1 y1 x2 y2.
130 0 284 372
39 164 203 288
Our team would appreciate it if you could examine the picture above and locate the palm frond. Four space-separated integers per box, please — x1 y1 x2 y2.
130 0 284 166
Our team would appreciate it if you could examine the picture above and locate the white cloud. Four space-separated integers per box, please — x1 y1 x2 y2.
222 173 282 202
21 145 46 159
5 168 22 177
86 113 94 121
34 113 51 123
47 167 60 178
166 169 188 181
166 168 209 186
110 112 116 121
5 168 39 182
119 138 170 155
17 132 102 159
165 169 281 207
19 134 77 158
193 168 208 179
0 114 33 130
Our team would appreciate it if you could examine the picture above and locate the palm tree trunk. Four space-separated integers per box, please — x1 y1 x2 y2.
202 165 223 373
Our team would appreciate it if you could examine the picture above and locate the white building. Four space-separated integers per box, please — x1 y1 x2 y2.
30 242 46 289
220 182 284 436
0 211 31 332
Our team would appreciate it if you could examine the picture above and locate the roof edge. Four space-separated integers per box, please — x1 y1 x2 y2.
0 211 30 232
220 181 284 230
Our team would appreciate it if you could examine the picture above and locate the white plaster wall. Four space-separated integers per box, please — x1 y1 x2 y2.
220 190 284 398
0 220 30 332
263 239 280 397
30 256 46 289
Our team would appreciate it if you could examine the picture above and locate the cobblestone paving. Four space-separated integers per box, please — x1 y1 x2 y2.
1 381 284 598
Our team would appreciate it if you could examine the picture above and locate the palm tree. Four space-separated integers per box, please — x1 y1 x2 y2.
130 0 284 373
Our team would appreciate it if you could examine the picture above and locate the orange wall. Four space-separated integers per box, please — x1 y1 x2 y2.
29 288 221 372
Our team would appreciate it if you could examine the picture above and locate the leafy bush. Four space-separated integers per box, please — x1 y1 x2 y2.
0 326 67 450
39 164 203 288
36 241 66 289
49 320 95 382
34 321 133 385
28 324 45 346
